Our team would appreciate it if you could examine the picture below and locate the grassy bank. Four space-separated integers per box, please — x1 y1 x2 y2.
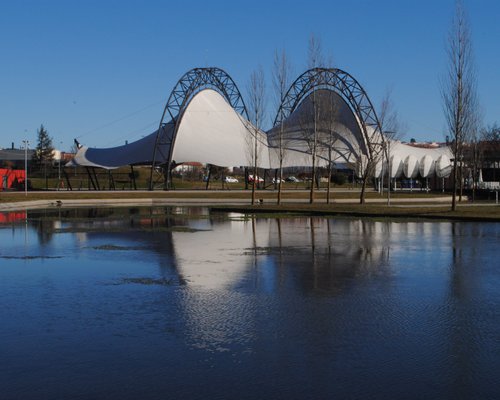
0 189 449 203
1 189 499 221
210 203 500 221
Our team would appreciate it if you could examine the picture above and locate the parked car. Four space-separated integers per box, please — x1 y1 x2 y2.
224 176 239 183
285 176 300 183
272 177 282 184
248 174 264 183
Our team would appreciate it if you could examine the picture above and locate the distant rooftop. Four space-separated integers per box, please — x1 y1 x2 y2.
402 141 448 149
0 148 35 161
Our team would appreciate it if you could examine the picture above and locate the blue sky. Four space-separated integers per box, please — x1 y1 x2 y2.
1 0 498 151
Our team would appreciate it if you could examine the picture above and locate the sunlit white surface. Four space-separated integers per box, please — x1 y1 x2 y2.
403 155 419 179
419 154 436 178
436 154 452 178
69 89 453 180
173 89 270 168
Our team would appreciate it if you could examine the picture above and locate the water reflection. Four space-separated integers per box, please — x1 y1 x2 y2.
1 207 499 399
0 207 495 296
1 208 389 294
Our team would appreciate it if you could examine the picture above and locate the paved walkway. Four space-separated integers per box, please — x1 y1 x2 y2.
0 193 464 212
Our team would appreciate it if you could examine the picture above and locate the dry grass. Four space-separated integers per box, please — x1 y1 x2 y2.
1 189 499 221
211 203 500 221
0 189 447 202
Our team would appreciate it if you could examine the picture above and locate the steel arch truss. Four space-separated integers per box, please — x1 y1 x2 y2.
274 67 384 161
150 67 248 189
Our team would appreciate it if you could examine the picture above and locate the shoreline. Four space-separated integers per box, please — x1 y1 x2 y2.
209 204 500 223
0 191 499 222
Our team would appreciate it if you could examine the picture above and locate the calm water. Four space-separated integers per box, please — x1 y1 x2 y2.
0 207 499 400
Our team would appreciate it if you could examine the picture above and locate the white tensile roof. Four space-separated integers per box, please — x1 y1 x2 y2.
172 89 271 168
69 89 452 178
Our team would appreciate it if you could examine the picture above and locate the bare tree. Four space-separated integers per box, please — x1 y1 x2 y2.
355 89 405 205
318 91 339 204
247 66 267 205
272 48 292 205
482 123 500 143
357 125 390 205
355 90 396 205
378 88 405 205
316 52 338 204
468 115 483 201
357 145 382 204
441 0 478 211
379 89 404 141
305 34 324 204
298 98 321 204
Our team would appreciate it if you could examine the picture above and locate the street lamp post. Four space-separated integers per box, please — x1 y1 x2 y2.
22 140 29 196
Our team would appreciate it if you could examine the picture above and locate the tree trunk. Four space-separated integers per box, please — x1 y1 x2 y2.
309 158 316 204
251 146 257 205
459 160 463 202
472 166 476 202
451 141 458 211
327 163 332 204
277 159 283 205
359 175 367 204
251 167 256 205
358 160 371 204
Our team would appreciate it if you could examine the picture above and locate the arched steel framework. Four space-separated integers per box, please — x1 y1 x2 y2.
149 67 248 189
274 67 384 161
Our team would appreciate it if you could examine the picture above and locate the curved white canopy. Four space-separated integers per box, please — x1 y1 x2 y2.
173 89 270 168
389 141 451 179
69 126 172 169
419 155 435 178
436 154 452 178
68 89 270 169
69 88 453 180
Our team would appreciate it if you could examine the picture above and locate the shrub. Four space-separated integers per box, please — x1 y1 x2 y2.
331 172 347 186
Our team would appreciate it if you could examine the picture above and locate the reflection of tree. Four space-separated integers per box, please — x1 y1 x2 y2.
447 222 480 398
26 208 394 297
25 206 494 395
275 218 286 287
25 207 192 277
251 217 258 287
267 218 391 295
32 218 56 245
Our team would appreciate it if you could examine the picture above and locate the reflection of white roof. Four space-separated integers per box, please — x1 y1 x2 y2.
69 89 453 178
173 217 392 291
172 217 270 289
